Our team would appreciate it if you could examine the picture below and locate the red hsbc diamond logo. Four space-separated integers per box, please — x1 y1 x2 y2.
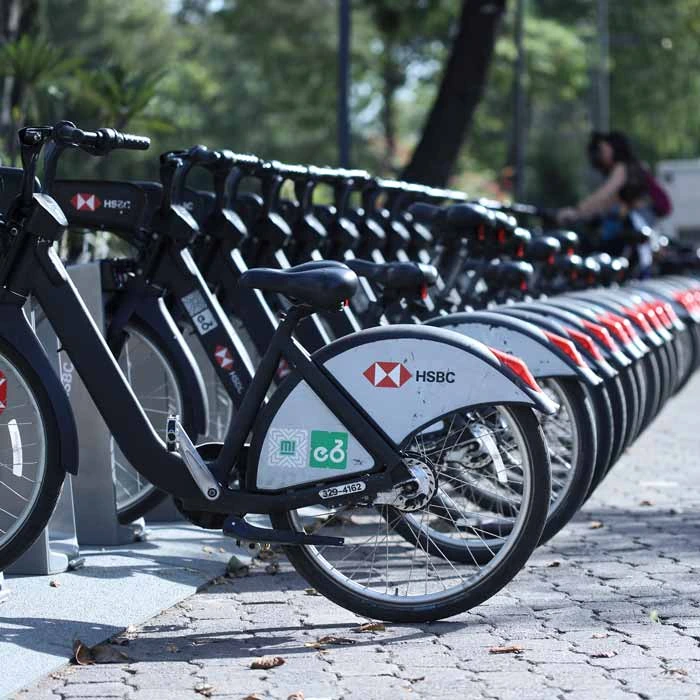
70 193 102 212
0 371 6 414
363 361 412 388
214 345 234 370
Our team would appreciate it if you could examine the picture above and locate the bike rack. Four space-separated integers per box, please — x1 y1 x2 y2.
3 307 83 577
35 263 146 545
6 475 83 575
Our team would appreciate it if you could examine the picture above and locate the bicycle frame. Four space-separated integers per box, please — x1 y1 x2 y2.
0 218 408 515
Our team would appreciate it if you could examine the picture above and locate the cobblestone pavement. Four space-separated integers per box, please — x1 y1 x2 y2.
12 373 700 700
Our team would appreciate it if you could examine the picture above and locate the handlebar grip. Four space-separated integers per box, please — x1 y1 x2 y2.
114 131 151 151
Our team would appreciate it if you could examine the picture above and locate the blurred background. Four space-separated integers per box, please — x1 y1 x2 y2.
1 0 699 209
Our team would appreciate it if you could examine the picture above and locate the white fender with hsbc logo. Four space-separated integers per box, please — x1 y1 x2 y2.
426 311 603 387
248 325 557 491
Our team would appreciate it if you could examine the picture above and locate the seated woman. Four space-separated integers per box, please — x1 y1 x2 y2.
558 131 654 276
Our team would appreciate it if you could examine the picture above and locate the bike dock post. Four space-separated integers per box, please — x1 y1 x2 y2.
5 475 83 575
35 262 146 546
0 572 8 603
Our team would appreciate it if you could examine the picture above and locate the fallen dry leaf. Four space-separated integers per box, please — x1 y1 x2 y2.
649 609 660 623
591 632 609 639
589 521 604 530
287 693 304 700
304 588 320 596
265 562 280 575
590 650 617 659
354 622 386 633
488 645 523 655
639 499 654 507
243 695 263 700
218 547 226 553
547 561 561 568
202 545 214 554
258 547 277 561
227 555 250 578
194 682 214 697
250 656 285 670
49 579 60 588
165 643 179 653
665 668 688 676
309 635 356 649
72 640 129 665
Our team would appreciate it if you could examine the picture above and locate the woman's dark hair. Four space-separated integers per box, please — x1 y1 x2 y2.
588 130 639 171
588 130 648 203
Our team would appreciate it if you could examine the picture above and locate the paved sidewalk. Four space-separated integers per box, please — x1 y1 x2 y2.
12 373 700 700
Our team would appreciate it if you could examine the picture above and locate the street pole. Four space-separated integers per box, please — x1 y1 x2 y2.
338 0 351 167
596 0 610 131
513 0 527 200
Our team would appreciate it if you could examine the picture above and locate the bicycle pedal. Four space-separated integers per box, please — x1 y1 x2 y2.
223 515 344 547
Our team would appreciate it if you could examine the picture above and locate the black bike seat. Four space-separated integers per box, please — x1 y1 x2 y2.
239 263 358 309
484 260 534 287
527 235 561 261
346 259 438 289
548 229 579 253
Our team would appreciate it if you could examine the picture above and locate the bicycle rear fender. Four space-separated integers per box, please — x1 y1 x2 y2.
0 304 79 474
426 311 602 387
247 324 556 491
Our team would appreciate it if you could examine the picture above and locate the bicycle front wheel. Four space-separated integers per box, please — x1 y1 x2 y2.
0 341 65 570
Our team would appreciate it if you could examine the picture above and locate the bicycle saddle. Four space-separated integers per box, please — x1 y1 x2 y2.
526 235 561 262
548 229 579 254
346 259 438 290
239 262 358 309
484 260 534 288
409 202 494 234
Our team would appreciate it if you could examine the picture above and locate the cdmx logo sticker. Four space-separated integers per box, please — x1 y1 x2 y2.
267 428 309 469
267 429 348 470
363 361 412 388
70 193 101 212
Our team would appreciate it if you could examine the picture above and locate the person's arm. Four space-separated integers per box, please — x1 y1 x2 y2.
558 163 627 223
576 163 627 217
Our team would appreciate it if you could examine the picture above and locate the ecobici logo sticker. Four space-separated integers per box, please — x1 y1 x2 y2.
310 431 348 469
181 290 219 336
267 429 348 470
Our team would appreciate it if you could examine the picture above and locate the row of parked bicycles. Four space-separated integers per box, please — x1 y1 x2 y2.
0 121 698 622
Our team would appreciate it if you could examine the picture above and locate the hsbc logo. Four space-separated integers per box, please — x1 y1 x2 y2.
214 345 234 370
363 362 412 388
70 193 101 211
363 362 456 388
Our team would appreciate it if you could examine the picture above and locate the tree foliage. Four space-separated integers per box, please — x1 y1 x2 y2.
0 0 698 205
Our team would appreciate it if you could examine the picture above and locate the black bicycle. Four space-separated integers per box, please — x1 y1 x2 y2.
0 122 555 622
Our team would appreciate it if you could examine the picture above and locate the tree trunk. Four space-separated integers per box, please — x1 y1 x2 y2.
402 0 507 187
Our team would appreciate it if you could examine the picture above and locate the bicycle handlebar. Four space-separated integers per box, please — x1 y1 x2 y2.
52 121 150 154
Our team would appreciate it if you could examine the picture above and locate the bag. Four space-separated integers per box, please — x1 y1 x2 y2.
644 169 672 218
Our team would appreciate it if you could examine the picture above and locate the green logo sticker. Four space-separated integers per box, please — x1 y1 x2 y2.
309 431 348 469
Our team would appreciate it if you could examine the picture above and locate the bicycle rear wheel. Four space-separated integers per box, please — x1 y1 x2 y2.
271 403 550 622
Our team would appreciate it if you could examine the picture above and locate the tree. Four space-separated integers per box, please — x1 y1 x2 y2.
402 0 507 186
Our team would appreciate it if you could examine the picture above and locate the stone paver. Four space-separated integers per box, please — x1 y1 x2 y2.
11 373 700 699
